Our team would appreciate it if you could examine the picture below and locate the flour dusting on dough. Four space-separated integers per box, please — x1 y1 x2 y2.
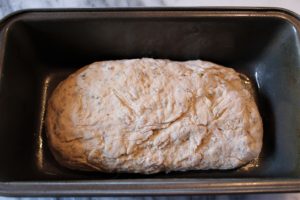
46 58 263 174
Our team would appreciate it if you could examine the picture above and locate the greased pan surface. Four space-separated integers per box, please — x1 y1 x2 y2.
0 8 300 195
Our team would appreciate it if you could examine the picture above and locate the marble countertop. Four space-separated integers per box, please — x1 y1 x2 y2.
1 0 300 19
0 0 300 199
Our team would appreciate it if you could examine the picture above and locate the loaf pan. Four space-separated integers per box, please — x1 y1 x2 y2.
0 8 300 196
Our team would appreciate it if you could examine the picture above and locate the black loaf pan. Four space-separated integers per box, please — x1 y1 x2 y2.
0 8 300 196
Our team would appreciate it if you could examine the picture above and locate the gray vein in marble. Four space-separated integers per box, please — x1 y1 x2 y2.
2 0 300 20
0 0 166 19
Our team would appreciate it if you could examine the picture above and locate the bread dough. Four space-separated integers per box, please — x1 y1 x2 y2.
46 58 263 174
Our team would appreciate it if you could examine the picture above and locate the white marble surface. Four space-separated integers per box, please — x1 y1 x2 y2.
0 195 298 200
0 0 300 199
1 0 300 19
1 195 300 200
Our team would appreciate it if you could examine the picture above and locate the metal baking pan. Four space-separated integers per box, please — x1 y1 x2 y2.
0 7 300 196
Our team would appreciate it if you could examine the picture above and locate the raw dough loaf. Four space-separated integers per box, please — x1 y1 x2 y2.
46 58 263 174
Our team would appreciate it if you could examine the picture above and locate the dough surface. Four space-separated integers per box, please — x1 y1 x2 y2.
46 58 263 174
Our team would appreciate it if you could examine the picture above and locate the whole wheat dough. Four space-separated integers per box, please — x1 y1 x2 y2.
46 58 263 174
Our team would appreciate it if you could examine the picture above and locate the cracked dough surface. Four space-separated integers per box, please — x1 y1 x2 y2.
46 58 263 174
